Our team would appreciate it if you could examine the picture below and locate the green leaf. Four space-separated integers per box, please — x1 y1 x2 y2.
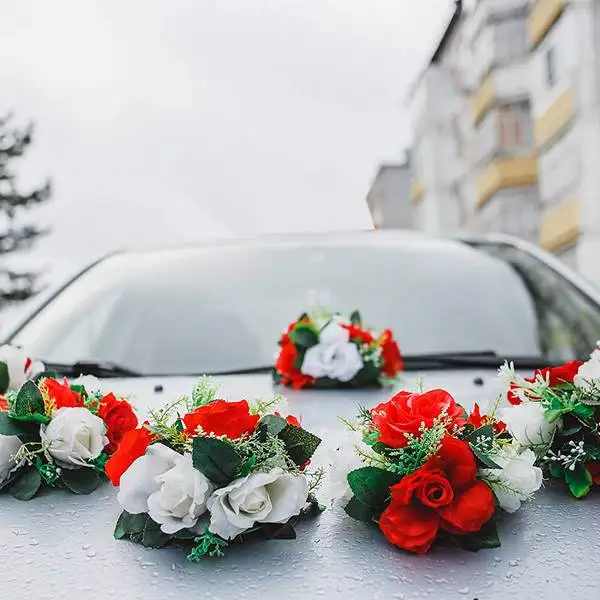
261 521 297 540
452 519 501 552
13 381 45 418
463 424 494 450
565 463 592 498
238 454 257 477
192 436 242 485
142 517 172 548
31 371 57 385
258 414 288 436
60 468 101 495
561 424 583 437
0 412 28 436
350 361 380 387
290 324 319 349
346 467 401 511
573 402 595 421
114 511 149 540
9 412 50 425
344 496 376 522
545 408 565 423
349 310 362 326
278 424 321 466
0 362 8 394
9 467 42 501
549 462 564 479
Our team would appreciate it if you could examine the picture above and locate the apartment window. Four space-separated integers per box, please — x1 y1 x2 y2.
498 102 532 150
495 18 528 64
545 48 556 88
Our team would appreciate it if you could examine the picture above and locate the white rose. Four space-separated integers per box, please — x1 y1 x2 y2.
574 348 600 390
321 429 365 506
40 407 108 469
500 401 556 453
0 435 22 484
118 443 213 534
480 447 543 513
0 345 44 392
319 321 350 345
207 468 308 540
301 342 363 382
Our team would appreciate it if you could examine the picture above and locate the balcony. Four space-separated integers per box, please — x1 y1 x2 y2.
477 155 538 208
410 177 425 204
539 198 580 251
529 0 567 48
534 87 574 149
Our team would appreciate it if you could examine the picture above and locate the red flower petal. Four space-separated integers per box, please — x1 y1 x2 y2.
433 435 476 491
378 503 439 555
438 480 495 535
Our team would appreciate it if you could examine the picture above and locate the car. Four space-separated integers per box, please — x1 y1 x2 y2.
3 230 600 600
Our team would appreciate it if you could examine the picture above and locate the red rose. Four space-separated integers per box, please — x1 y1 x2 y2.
466 403 506 435
507 360 583 405
42 377 85 409
371 389 466 449
274 412 302 428
98 393 138 453
275 341 315 389
104 425 154 486
378 435 495 554
183 399 260 439
342 324 374 345
587 462 600 486
535 361 582 386
0 395 7 411
379 329 404 377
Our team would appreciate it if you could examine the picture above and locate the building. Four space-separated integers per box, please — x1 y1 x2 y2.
366 157 413 229
376 0 600 285
529 0 600 280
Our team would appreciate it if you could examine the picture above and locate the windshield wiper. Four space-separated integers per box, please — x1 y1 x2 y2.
202 366 274 377
401 351 553 371
43 360 142 378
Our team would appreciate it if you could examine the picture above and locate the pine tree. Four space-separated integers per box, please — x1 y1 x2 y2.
0 114 52 309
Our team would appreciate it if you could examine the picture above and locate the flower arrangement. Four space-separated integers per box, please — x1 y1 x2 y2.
0 373 138 500
498 345 600 498
0 344 44 395
327 387 542 554
273 310 403 389
109 378 323 561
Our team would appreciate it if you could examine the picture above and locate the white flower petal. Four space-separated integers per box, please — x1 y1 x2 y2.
0 435 23 484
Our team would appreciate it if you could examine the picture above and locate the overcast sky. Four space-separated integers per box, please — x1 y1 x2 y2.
1 0 453 280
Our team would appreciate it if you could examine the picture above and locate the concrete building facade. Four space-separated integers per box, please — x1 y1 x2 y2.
367 0 600 285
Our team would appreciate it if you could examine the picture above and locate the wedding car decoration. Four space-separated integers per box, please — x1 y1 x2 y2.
327 388 542 554
273 310 403 389
0 372 138 500
0 344 45 394
108 377 323 561
499 345 600 498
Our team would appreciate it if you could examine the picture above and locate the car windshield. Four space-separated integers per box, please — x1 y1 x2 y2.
6 237 600 375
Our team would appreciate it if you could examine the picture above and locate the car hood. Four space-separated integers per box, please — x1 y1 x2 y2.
3 369 599 600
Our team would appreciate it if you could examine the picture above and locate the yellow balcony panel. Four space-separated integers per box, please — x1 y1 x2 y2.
529 0 566 48
477 156 538 208
410 178 425 203
472 75 495 124
534 88 574 149
540 198 580 251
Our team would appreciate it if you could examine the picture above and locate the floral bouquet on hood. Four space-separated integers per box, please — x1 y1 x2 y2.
273 310 403 389
0 344 45 395
0 372 138 500
499 346 600 498
108 378 323 561
327 388 542 554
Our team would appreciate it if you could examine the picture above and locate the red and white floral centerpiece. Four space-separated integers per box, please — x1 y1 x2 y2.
326 388 542 554
108 378 323 561
0 345 138 500
498 345 600 498
273 310 403 389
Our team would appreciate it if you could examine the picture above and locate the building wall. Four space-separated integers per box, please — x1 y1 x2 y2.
366 165 413 229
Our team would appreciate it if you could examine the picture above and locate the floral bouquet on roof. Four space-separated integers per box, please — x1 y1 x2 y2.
498 345 600 498
0 349 138 500
326 387 542 554
273 309 403 390
108 378 323 561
